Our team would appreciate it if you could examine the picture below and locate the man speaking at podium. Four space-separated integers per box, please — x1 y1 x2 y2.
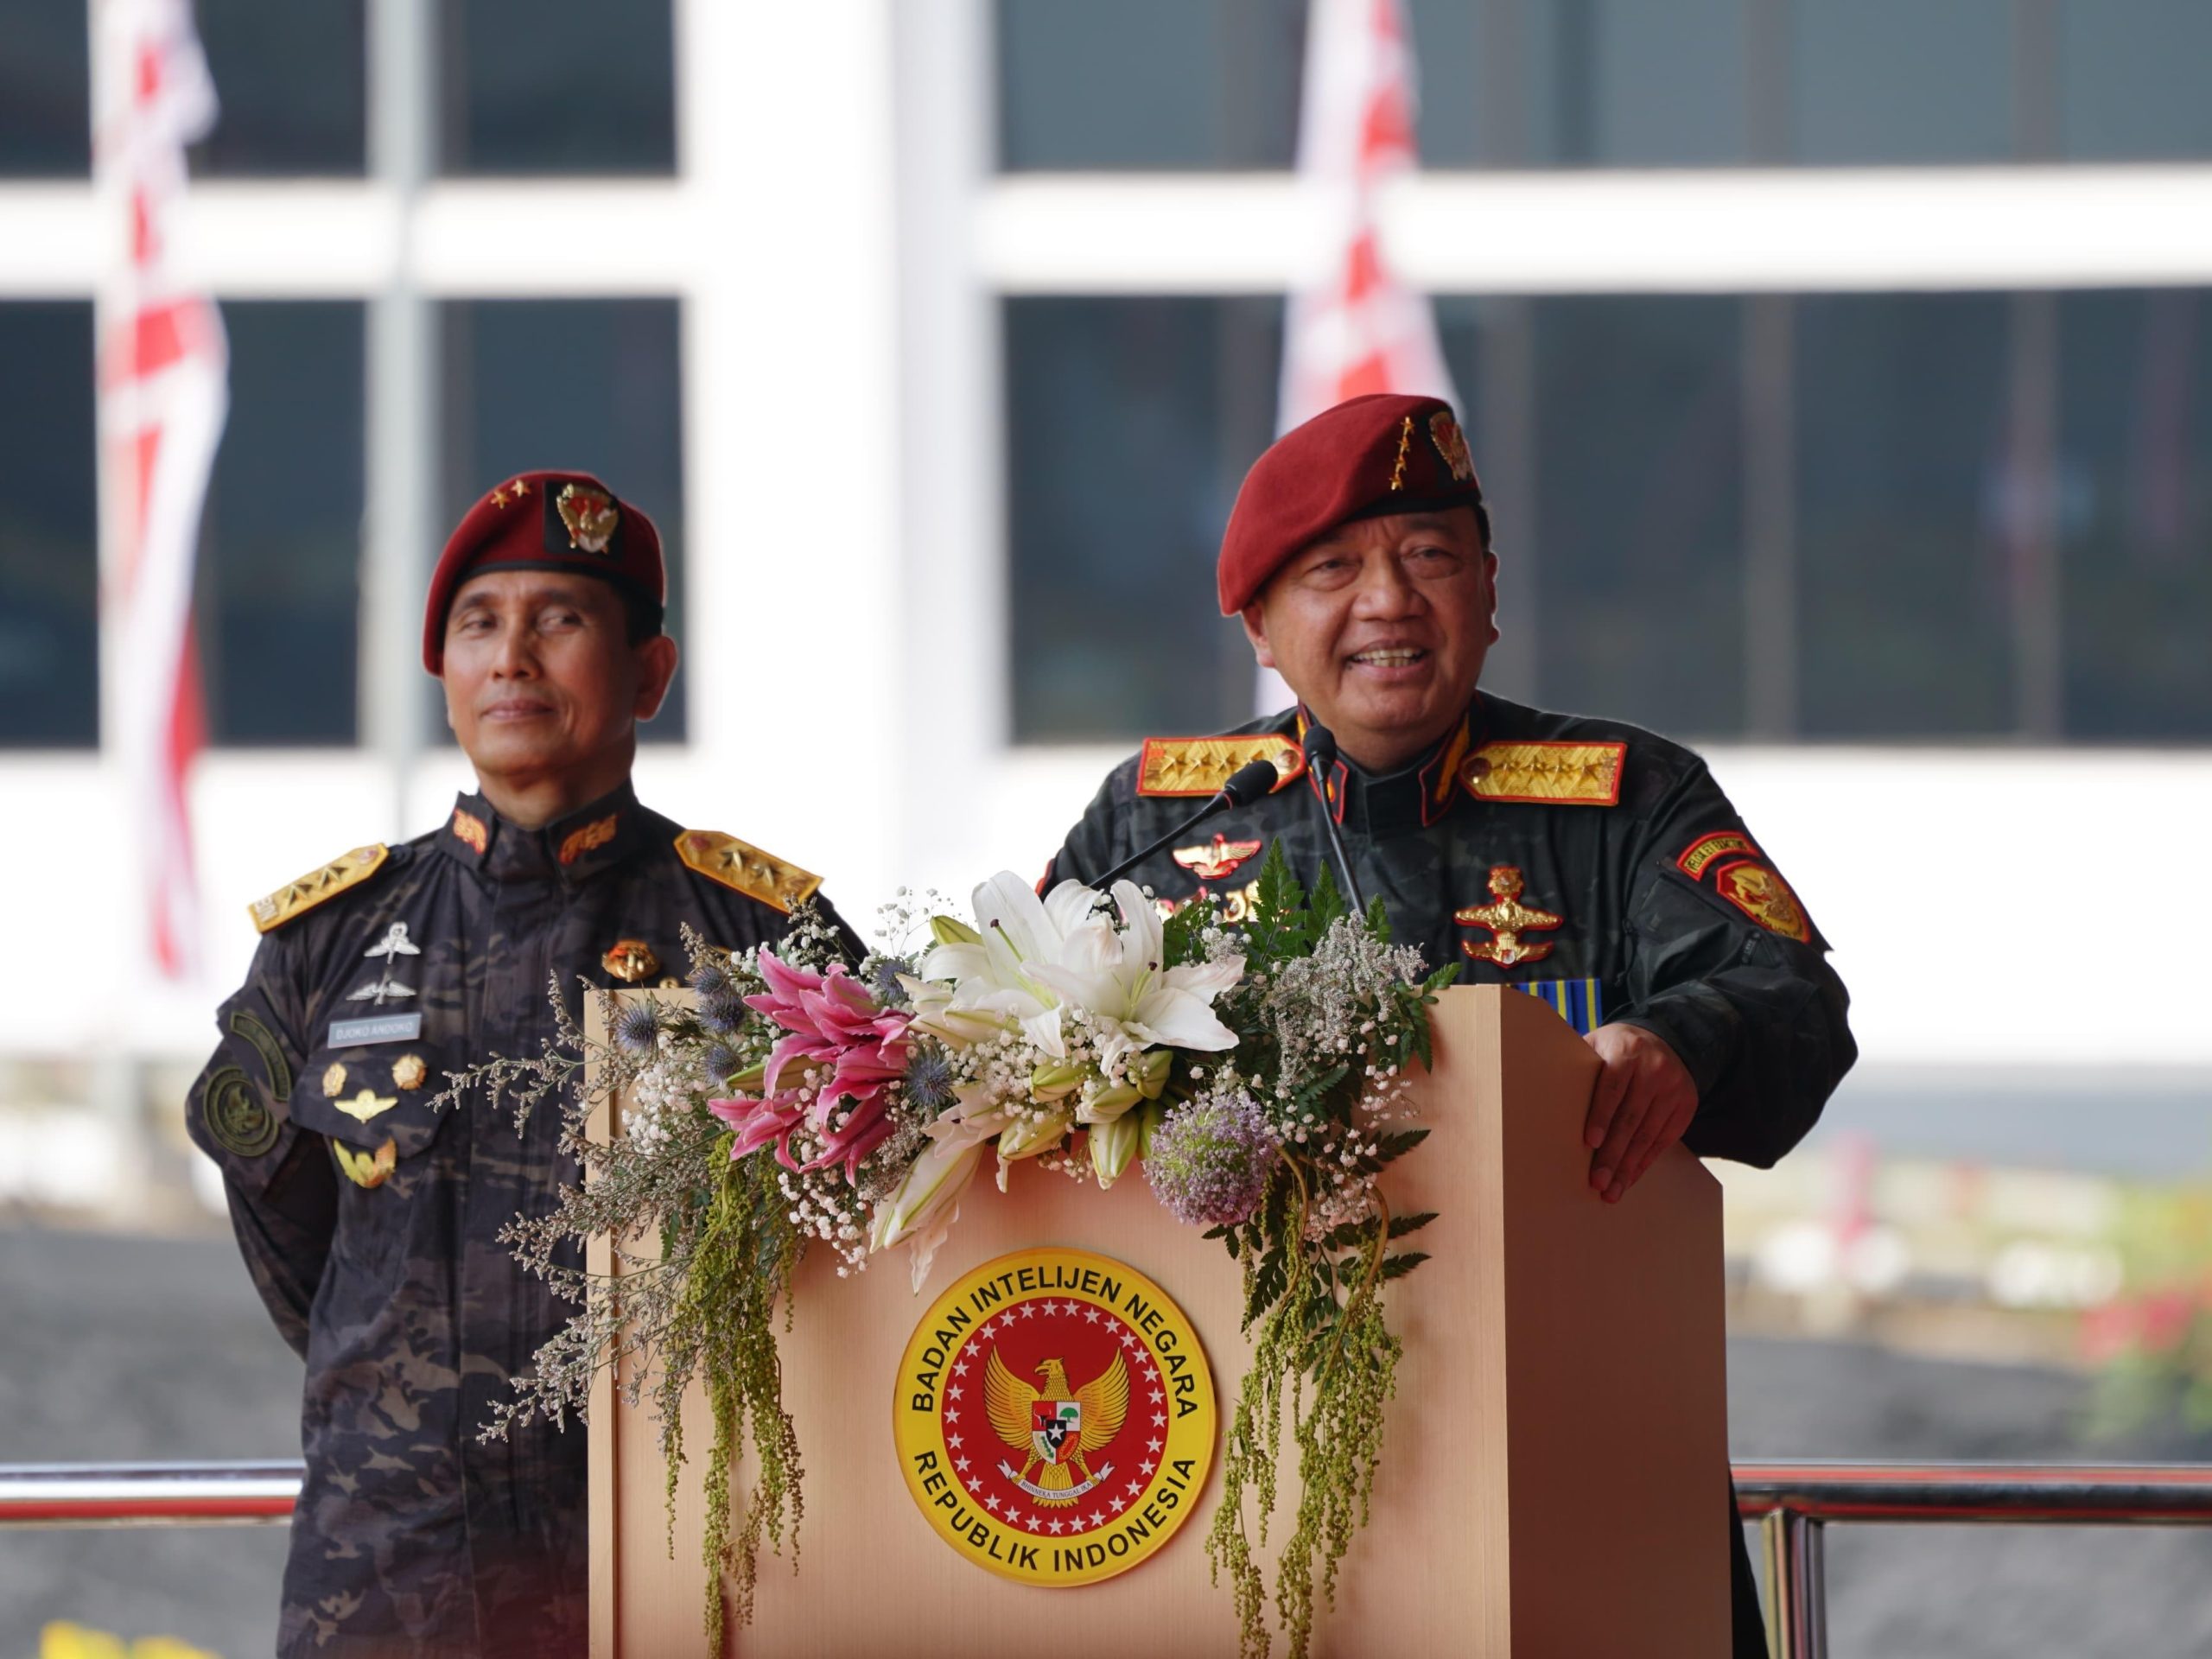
185 472 849 1658
1046 392 1854 1655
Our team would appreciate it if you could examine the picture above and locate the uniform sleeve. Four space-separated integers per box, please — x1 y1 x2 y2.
1042 772 1131 890
182 933 335 1357
1611 760 1856 1168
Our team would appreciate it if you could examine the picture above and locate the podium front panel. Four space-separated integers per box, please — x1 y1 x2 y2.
588 985 1728 1656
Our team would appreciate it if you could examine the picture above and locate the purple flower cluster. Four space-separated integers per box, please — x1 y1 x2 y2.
1145 1092 1281 1227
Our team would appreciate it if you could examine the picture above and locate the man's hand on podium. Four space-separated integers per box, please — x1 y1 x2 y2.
1580 1024 1697 1205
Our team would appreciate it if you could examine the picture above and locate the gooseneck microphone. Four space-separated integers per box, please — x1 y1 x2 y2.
1086 756 1284 890
1300 725 1370 915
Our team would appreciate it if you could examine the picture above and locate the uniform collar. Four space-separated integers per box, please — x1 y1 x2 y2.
1297 701 1482 837
438 779 649 884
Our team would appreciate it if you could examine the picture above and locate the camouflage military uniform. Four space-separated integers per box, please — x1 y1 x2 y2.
188 783 849 1658
1047 693 1855 1656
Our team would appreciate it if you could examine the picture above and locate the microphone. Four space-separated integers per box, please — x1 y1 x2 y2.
1300 725 1369 915
1086 756 1284 889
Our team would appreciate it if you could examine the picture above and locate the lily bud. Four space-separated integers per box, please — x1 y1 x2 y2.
1076 1082 1142 1125
995 1104 1074 1165
1134 1049 1175 1100
1090 1111 1143 1188
1029 1062 1086 1102
868 1136 985 1253
929 915 983 946
723 1059 768 1093
1138 1100 1168 1158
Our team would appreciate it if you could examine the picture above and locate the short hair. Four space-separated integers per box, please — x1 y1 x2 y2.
616 582 665 647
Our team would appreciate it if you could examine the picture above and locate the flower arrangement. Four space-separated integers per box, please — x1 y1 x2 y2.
459 845 1453 1659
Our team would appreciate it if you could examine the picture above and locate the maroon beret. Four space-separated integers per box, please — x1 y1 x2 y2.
1216 392 1484 614
422 470 665 671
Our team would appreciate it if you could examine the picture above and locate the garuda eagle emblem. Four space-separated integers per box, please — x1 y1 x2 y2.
984 1346 1129 1508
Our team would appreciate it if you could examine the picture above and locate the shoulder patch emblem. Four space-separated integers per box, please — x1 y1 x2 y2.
1459 741 1624 806
1676 830 1758 880
227 1009 293 1103
1712 859 1814 943
676 830 823 914
200 1065 279 1159
1136 735 1304 798
249 845 391 934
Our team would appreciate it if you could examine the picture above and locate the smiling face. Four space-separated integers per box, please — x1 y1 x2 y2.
440 569 678 823
1240 508 1497 773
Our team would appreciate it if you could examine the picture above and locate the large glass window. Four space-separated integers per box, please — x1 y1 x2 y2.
1520 296 1745 734
0 304 98 746
1790 0 2014 166
995 0 2212 172
1004 286 2212 747
440 0 677 175
440 298 688 740
200 303 365 746
188 0 367 176
1004 297 1279 741
1796 294 2016 738
2059 0 2212 162
997 0 1304 171
0 0 91 176
2057 289 2212 739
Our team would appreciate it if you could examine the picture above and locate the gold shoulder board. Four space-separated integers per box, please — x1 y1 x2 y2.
248 845 391 934
1464 741 1626 806
676 830 823 915
1136 734 1304 798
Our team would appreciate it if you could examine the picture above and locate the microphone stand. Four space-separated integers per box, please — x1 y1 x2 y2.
1300 727 1369 914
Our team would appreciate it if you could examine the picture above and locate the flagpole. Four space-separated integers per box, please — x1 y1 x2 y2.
362 0 438 842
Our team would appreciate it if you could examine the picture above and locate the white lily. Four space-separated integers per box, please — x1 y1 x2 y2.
896 972 1007 1048
1026 880 1245 1077
915 873 1103 1058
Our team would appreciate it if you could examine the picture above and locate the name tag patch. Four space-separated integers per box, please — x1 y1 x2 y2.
328 1013 423 1046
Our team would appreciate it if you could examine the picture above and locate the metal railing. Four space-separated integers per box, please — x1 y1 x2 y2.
0 1460 300 1527
1732 1461 2212 1659
7 1459 2212 1653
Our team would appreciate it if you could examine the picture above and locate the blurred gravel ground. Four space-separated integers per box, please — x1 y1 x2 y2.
5 1224 2212 1658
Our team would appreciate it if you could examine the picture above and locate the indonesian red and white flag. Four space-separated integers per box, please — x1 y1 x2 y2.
93 0 228 981
1262 0 1457 710
1279 0 1458 431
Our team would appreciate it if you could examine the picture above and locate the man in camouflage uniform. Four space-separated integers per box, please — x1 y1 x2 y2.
187 472 851 1656
1046 394 1854 1656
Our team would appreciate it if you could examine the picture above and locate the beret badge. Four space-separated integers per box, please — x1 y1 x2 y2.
556 482 621 555
1428 410 1476 483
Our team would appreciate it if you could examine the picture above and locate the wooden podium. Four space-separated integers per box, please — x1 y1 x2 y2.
589 984 1728 1656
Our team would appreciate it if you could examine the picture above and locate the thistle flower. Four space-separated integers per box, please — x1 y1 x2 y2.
869 955 916 1005
689 960 734 998
702 1041 743 1084
902 1046 957 1115
1145 1091 1281 1227
612 1001 660 1053
698 989 747 1035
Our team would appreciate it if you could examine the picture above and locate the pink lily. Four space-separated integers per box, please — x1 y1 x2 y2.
716 950 916 1184
708 1093 806 1164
